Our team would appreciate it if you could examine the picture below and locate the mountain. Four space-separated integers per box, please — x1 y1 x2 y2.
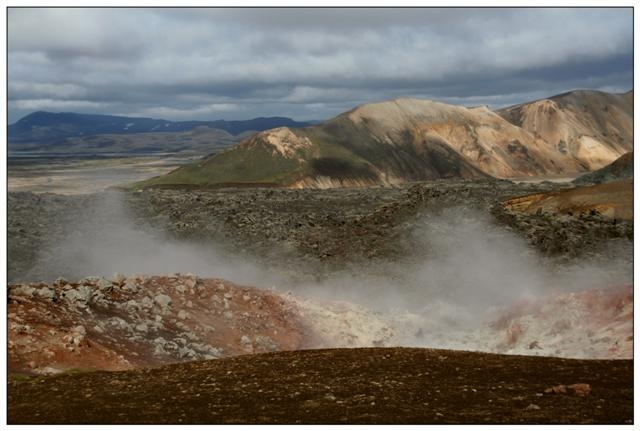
9 126 239 157
137 94 624 189
8 111 313 144
572 152 634 185
497 90 633 171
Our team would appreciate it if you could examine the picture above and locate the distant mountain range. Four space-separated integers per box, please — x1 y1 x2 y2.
8 111 313 155
136 89 633 189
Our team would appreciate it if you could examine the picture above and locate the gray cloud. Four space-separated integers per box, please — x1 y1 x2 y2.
8 7 633 123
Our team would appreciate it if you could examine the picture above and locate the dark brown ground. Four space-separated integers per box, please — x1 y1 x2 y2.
8 347 633 424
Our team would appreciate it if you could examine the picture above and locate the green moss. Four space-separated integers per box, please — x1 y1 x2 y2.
135 142 304 188
64 367 96 375
132 113 482 189
8 373 32 382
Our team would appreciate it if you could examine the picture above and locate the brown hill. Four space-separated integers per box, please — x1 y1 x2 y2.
322 99 581 180
8 347 632 424
498 90 633 171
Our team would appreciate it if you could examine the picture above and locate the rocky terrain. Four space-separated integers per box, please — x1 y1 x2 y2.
8 178 634 377
8 347 633 424
137 90 633 189
8 274 307 374
8 271 632 377
7 177 633 424
9 179 633 283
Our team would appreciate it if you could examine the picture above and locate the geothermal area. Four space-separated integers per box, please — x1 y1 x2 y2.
7 177 633 424
7 89 634 424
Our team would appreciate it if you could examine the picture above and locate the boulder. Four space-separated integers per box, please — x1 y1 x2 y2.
96 278 113 290
254 335 279 352
36 287 56 300
54 277 68 286
140 297 154 309
544 384 590 396
154 294 172 309
185 278 197 289
73 325 87 336
135 322 149 333
63 285 94 306
110 273 127 285
124 300 140 314
10 285 35 297
567 383 591 397
123 280 139 293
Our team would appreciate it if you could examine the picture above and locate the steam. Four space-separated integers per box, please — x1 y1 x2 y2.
295 207 631 318
26 191 287 288
23 190 632 358
278 207 631 359
28 191 632 307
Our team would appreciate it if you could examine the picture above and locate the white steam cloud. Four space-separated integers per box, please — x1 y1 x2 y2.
27 191 286 287
24 191 632 359
30 192 632 310
294 207 631 317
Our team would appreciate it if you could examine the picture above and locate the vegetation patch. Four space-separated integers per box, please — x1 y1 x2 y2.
310 157 378 180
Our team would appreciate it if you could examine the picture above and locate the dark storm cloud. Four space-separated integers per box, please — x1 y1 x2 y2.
8 7 633 123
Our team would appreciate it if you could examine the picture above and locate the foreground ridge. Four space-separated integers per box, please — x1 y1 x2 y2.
8 347 632 424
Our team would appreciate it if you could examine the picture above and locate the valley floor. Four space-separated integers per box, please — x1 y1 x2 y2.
7 154 193 195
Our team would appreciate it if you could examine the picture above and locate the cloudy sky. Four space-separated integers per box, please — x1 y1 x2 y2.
8 7 633 123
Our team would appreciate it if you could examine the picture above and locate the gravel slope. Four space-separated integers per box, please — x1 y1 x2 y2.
8 347 632 424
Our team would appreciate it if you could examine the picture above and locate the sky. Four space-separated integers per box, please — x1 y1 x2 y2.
7 7 633 123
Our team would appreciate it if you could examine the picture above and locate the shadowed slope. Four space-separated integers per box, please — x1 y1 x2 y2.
573 151 633 185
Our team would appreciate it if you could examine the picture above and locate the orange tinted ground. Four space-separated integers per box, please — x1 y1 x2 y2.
8 275 310 374
503 179 632 220
9 275 632 377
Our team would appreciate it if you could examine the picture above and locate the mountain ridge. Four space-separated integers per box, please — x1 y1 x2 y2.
9 111 313 143
138 89 633 189
497 90 633 170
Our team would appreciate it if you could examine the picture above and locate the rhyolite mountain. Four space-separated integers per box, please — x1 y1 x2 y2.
9 111 313 144
137 90 633 189
497 90 633 170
